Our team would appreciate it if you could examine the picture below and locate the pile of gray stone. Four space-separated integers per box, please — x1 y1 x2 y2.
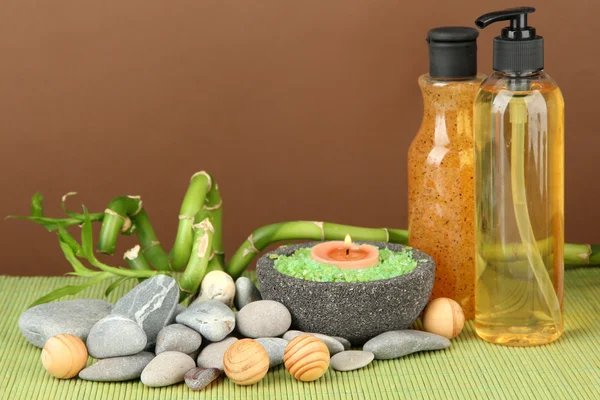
19 273 451 390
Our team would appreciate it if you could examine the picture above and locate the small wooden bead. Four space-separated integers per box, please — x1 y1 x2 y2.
284 334 330 382
223 339 269 385
422 297 465 339
41 334 88 379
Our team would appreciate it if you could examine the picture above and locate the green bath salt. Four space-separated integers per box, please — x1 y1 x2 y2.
272 247 418 283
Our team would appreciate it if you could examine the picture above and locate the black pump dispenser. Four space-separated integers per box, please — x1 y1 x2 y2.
475 7 543 74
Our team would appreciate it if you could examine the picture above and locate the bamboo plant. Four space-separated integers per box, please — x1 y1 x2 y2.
8 171 600 307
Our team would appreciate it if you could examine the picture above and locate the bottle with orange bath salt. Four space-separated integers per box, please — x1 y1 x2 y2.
408 27 485 319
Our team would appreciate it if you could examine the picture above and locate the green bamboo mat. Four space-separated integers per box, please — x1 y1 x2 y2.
1 270 599 400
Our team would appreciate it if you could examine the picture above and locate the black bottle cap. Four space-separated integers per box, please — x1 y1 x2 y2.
475 7 543 73
426 27 479 79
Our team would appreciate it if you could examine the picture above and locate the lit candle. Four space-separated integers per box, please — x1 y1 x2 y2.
310 234 379 269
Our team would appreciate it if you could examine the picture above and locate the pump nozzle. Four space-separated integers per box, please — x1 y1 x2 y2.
475 6 542 73
476 7 536 40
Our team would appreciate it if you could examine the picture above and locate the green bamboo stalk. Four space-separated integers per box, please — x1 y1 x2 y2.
81 207 161 279
225 221 409 278
481 237 555 262
171 172 213 270
564 244 593 266
590 245 600 265
123 245 152 271
97 196 143 254
203 179 223 264
206 255 224 273
179 218 215 301
131 209 171 271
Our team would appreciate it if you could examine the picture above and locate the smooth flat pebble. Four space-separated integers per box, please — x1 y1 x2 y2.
111 275 179 347
185 367 221 391
363 330 451 360
330 351 374 372
155 324 202 355
86 315 147 359
236 300 291 338
256 337 288 367
141 351 196 387
79 352 155 382
176 300 235 342
196 337 238 371
18 299 112 348
282 330 344 355
234 277 262 310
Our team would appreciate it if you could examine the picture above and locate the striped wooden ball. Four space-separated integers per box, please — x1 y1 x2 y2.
284 334 330 382
223 339 269 385
41 334 88 379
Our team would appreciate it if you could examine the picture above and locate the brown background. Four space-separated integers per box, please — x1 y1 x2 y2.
1 1 598 276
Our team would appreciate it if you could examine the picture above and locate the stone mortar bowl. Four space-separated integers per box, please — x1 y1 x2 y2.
256 241 435 345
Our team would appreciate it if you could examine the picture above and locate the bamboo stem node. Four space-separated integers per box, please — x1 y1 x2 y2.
203 199 223 211
312 221 325 240
123 245 141 260
194 218 215 233
242 234 260 257
191 171 212 191
127 196 143 216
142 240 161 252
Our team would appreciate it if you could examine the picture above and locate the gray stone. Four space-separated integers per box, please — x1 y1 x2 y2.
256 337 288 367
363 330 451 360
18 299 112 348
185 367 221 391
79 352 155 381
155 324 202 355
112 275 179 347
141 351 196 387
332 336 351 350
86 315 147 358
234 277 262 310
256 242 435 345
330 351 374 372
236 300 291 338
167 304 187 325
176 300 235 342
282 331 344 355
196 337 238 371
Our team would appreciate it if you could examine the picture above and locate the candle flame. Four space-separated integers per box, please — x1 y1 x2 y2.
344 234 352 245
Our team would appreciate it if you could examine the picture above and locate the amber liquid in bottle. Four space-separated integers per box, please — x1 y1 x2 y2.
408 74 486 319
474 72 564 346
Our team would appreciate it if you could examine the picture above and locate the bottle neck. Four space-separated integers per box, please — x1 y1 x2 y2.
494 70 543 78
419 74 485 112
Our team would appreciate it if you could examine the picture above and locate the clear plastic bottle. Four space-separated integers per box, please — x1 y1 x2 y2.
474 8 564 346
408 27 485 319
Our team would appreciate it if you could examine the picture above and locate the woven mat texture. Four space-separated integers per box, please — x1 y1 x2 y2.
0 269 599 400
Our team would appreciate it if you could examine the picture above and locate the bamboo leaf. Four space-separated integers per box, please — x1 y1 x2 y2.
105 277 131 296
6 214 103 232
31 193 44 217
6 215 82 231
28 272 113 307
58 236 96 277
57 226 83 257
